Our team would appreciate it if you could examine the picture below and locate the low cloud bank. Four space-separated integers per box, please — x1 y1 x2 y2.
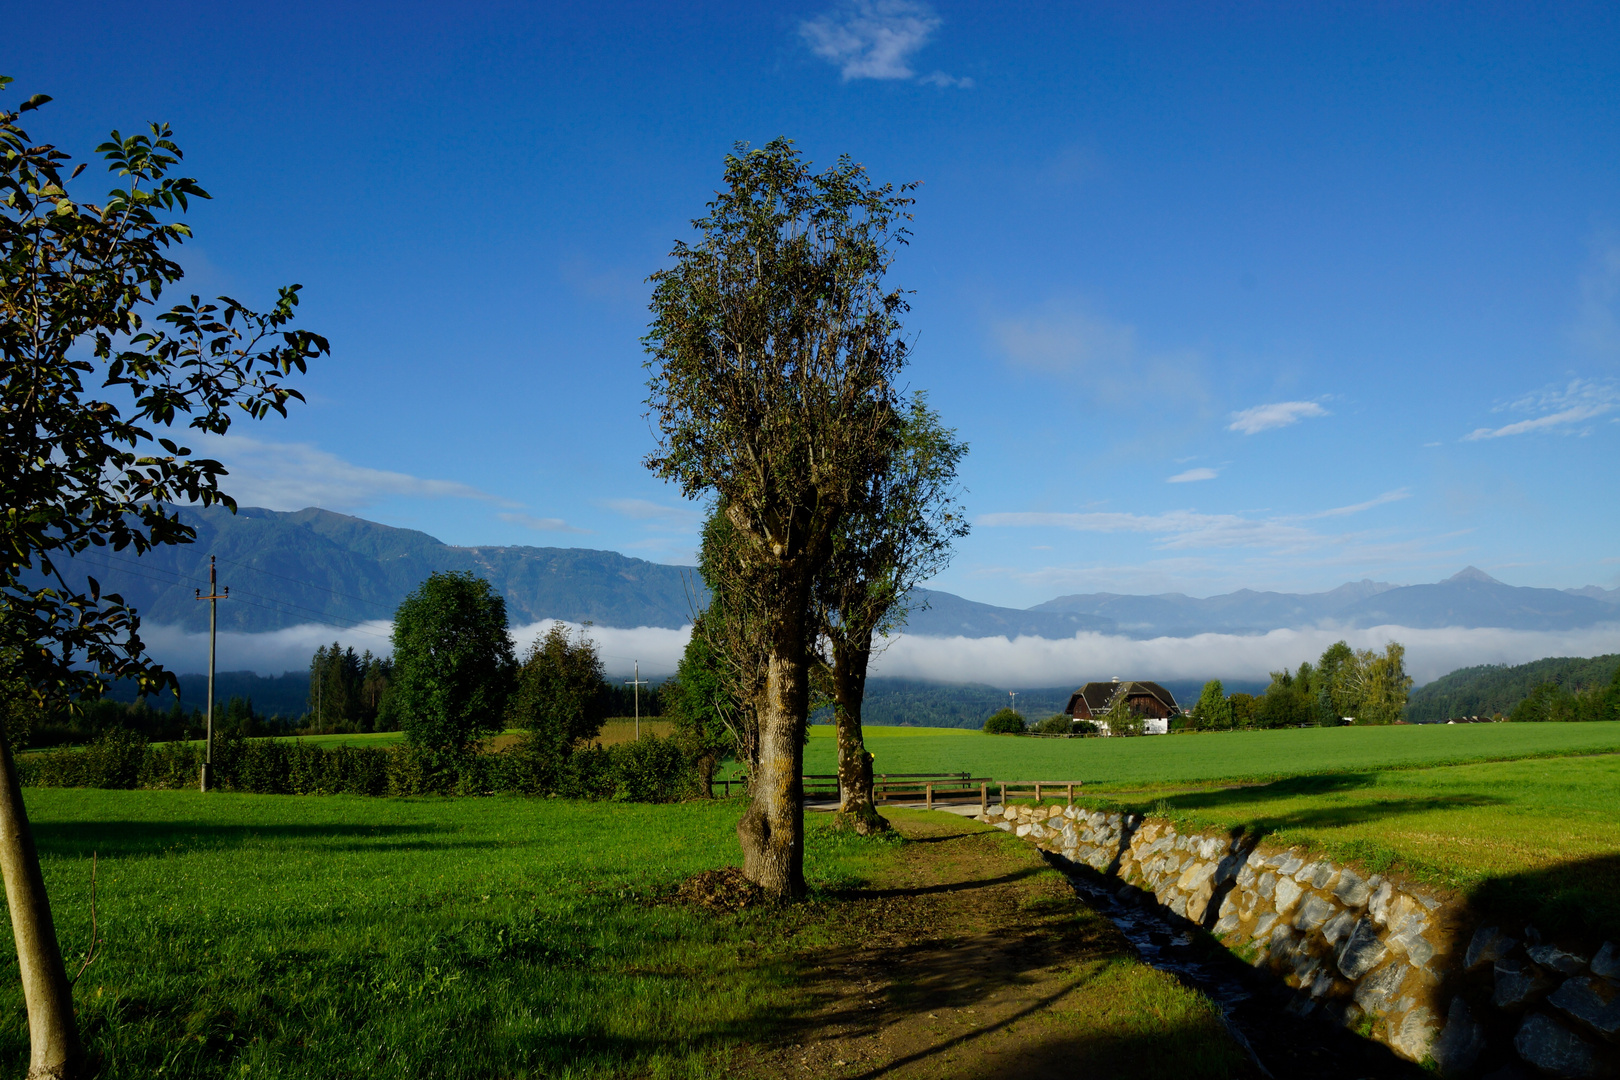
135 620 1620 688
871 624 1620 687
137 620 693 679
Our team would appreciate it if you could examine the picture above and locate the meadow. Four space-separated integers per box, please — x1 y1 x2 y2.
809 723 1620 936
3 791 1246 1079
803 719 1620 790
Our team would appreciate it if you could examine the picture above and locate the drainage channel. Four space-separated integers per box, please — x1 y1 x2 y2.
1058 861 1428 1080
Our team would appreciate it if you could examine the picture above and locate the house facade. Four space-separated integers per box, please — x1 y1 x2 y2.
1064 678 1181 735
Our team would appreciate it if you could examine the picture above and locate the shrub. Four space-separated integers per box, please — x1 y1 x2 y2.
18 729 700 803
983 708 1026 735
1033 713 1074 735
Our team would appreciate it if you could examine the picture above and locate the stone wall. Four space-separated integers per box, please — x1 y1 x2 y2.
980 801 1620 1078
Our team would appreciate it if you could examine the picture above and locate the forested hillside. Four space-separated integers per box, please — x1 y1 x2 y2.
1405 654 1620 722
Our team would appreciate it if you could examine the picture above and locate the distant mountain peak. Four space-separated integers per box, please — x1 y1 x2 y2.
1445 566 1503 586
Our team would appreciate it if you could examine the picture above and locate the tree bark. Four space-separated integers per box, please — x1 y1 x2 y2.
831 634 889 835
736 632 808 898
0 736 82 1079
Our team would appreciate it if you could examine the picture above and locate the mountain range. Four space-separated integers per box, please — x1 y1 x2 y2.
50 505 1620 639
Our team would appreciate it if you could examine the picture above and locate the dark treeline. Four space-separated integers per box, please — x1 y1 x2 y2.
1406 654 1620 723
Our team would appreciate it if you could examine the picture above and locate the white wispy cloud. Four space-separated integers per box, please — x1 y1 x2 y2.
602 498 704 531
1572 240 1620 359
992 302 1207 407
1167 467 1218 484
801 1 968 86
978 488 1413 554
1300 488 1412 519
199 435 511 513
1462 378 1620 441
498 512 588 535
1227 400 1329 435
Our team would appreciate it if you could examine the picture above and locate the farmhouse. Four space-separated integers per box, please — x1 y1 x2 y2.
1065 678 1180 736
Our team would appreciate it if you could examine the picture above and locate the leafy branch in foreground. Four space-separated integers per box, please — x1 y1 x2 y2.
0 76 326 1079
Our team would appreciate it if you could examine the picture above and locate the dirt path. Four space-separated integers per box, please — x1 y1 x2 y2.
736 810 1258 1080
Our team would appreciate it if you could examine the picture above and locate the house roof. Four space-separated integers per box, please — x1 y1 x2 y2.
1067 680 1181 714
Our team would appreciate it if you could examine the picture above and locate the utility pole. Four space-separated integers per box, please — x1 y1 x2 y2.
625 662 649 740
1008 690 1018 714
193 556 228 792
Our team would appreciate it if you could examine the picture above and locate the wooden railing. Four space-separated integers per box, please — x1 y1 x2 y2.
711 774 1087 814
996 781 1084 806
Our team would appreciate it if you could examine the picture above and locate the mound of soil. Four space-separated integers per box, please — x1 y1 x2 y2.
674 867 767 912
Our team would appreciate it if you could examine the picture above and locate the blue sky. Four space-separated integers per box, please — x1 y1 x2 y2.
15 1 1620 609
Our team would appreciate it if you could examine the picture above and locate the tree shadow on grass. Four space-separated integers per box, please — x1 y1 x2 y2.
1470 852 1620 940
27 820 495 860
1134 773 1509 841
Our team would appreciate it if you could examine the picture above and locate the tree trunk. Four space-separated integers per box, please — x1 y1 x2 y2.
736 619 808 899
0 737 83 1079
832 635 889 835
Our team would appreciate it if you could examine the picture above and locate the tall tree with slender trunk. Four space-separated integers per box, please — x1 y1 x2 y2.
644 139 913 897
815 395 967 834
1 79 325 1076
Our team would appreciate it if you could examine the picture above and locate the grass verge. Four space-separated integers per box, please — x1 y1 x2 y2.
3 791 1247 1079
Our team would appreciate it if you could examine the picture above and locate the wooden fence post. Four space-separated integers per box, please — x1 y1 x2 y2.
926 783 934 810
980 782 987 815
1067 783 1074 805
1034 782 1041 804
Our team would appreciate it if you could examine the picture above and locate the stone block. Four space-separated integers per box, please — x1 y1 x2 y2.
1237 863 1257 889
1530 944 1593 976
1514 1013 1607 1079
1339 917 1391 979
1214 910 1241 936
1252 912 1279 939
1186 884 1215 923
1550 976 1620 1039
1168 893 1188 918
1593 943 1620 981
1333 867 1371 908
1369 880 1396 925
1497 956 1556 1009
1015 823 1033 838
1294 893 1339 932
1198 835 1223 860
1277 854 1305 876
1389 1005 1438 1063
1295 860 1336 890
1274 877 1305 915
1391 923 1438 971
1467 926 1518 972
1309 969 1336 999
1257 870 1277 899
1322 908 1359 946
1177 860 1217 893
1354 960 1409 1014
995 821 1013 832
1431 996 1487 1076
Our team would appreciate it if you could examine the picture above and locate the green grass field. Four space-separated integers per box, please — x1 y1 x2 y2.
3 792 1241 1079
1090 754 1620 936
809 722 1620 935
804 720 1620 790
5 790 872 1078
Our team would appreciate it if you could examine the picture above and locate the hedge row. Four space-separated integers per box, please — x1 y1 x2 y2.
17 729 696 802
